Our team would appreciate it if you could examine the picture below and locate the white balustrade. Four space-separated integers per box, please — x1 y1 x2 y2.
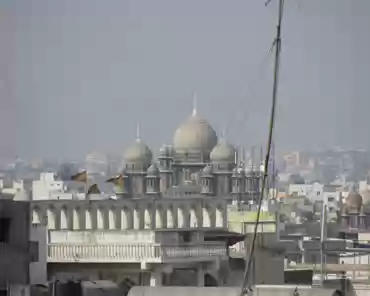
31 198 228 231
47 242 227 263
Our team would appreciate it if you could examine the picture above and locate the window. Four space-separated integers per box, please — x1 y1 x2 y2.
180 232 191 243
0 218 11 242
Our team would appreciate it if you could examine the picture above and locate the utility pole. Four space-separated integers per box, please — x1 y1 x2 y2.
320 202 328 286
239 0 285 294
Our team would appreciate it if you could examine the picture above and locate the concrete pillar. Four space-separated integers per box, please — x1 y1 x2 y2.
150 271 163 287
197 268 204 286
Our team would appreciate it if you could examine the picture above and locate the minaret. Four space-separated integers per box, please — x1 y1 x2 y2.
146 163 160 195
259 146 264 170
158 144 173 192
130 123 146 195
220 127 226 139
246 146 261 203
251 146 255 171
201 165 214 196
136 123 141 141
212 127 234 196
192 91 198 116
242 147 246 169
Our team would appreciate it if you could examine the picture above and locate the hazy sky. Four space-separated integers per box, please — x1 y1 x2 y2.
1 0 370 160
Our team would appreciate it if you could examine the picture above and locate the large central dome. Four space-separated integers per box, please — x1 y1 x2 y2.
173 109 218 152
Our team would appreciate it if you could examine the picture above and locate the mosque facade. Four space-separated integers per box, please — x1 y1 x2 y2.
119 106 261 202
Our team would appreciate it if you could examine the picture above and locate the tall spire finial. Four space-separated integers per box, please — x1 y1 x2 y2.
136 124 140 140
221 128 226 139
192 91 197 116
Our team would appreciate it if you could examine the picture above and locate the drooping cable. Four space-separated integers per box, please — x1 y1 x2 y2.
239 0 285 295
224 48 274 141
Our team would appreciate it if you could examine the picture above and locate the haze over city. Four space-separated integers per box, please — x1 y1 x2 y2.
3 1 370 294
1 0 370 160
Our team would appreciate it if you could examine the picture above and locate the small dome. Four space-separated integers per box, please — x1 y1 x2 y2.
147 163 159 176
345 191 363 210
173 112 218 152
202 164 213 176
210 139 236 163
124 138 152 164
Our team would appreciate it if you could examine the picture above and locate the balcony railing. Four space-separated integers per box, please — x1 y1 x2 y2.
47 242 227 263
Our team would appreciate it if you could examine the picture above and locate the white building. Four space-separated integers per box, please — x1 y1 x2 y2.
288 183 322 199
0 179 26 199
30 196 238 286
322 187 341 213
288 183 340 213
359 180 370 192
32 173 72 200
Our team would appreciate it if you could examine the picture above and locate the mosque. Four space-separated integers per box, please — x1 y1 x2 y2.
117 102 261 202
28 102 260 286
340 189 370 232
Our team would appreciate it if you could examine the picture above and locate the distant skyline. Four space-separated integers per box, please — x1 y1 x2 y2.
2 0 370 159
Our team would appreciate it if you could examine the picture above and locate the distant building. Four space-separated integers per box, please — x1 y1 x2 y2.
287 183 340 215
282 151 314 173
339 190 370 234
0 179 25 199
339 190 370 281
109 107 262 202
85 152 108 176
28 107 265 202
32 173 64 200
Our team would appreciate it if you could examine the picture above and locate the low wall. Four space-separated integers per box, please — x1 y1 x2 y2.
128 286 340 296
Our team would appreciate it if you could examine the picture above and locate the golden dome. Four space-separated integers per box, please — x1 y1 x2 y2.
173 110 217 153
345 191 363 210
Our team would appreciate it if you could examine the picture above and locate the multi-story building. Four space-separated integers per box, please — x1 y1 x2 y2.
30 195 242 286
0 199 38 295
287 183 340 215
